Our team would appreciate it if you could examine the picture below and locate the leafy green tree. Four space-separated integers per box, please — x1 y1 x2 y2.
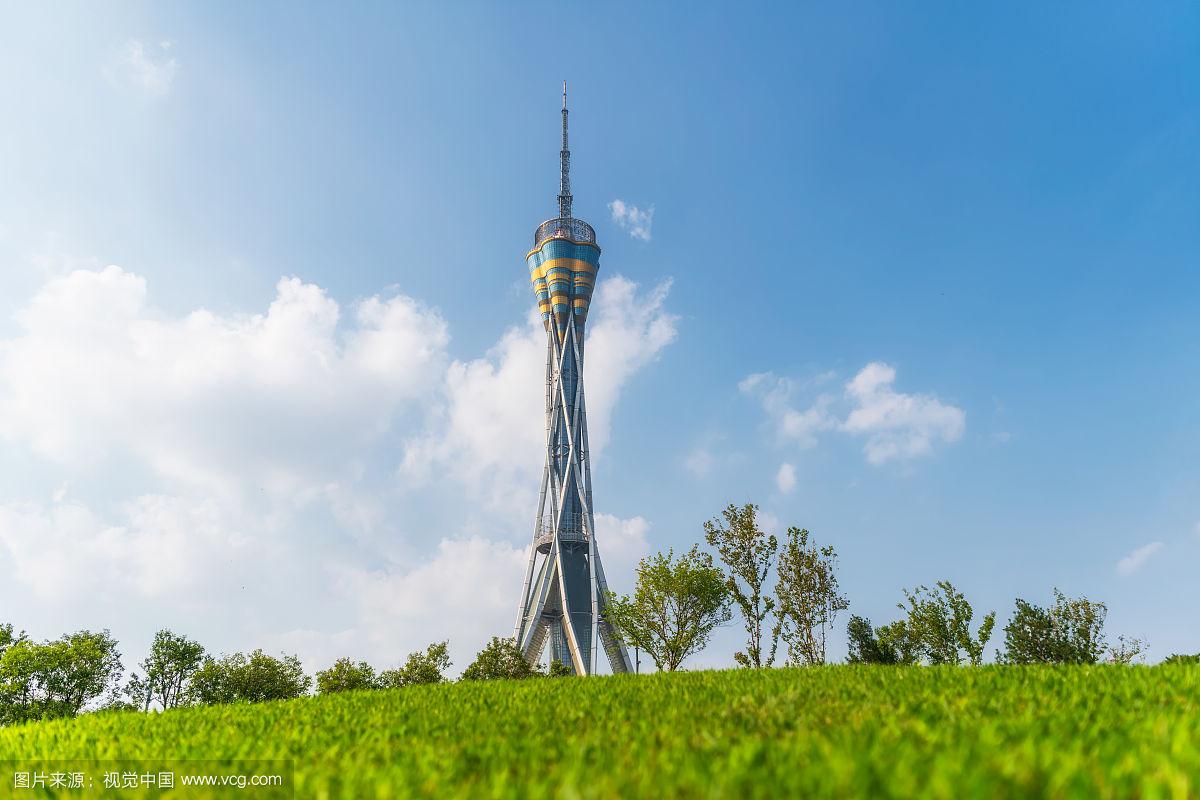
189 651 310 704
317 658 378 694
846 615 900 664
42 630 124 716
998 599 1055 664
999 589 1108 664
127 630 205 710
774 528 848 665
1162 653 1200 665
547 660 574 677
0 630 123 723
845 616 922 664
703 503 778 668
0 624 24 657
379 642 452 688
187 658 234 705
874 620 923 665
604 545 732 672
124 672 151 712
0 639 40 723
460 637 541 681
897 581 995 665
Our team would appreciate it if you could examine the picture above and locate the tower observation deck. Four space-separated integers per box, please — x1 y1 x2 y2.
513 84 634 675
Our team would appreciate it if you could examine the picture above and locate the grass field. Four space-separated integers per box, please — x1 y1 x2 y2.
1 665 1198 798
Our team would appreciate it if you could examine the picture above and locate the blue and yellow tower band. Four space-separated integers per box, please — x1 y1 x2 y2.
527 235 600 339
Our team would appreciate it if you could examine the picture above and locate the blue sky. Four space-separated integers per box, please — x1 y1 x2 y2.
0 2 1197 671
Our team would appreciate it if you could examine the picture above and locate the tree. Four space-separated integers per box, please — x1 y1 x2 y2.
999 589 1108 664
547 660 574 677
0 624 24 658
1107 635 1146 665
774 528 848 665
898 581 995 665
846 616 900 665
0 630 123 723
604 546 731 672
124 672 152 712
379 642 452 688
127 630 205 711
187 658 235 705
703 503 778 668
42 630 124 716
875 620 924 665
460 637 541 681
0 639 42 723
189 651 310 705
997 599 1055 664
1163 653 1200 665
317 658 378 694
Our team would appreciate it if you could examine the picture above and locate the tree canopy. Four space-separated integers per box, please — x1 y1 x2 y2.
604 546 731 672
704 503 778 668
461 638 541 681
189 650 310 705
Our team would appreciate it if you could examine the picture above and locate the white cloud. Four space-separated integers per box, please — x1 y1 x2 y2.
757 511 783 537
593 513 651 583
402 275 677 519
738 372 836 448
340 536 527 670
0 495 259 603
1116 541 1164 576
842 362 966 465
0 266 448 498
776 463 796 493
741 363 964 465
114 39 177 97
0 265 672 671
609 200 654 242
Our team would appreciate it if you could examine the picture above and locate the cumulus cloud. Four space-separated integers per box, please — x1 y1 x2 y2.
114 39 177 97
739 372 837 448
0 266 673 670
741 362 964 465
402 275 677 518
340 536 527 669
0 495 260 603
593 513 651 582
1116 541 1164 576
0 266 448 498
842 362 966 465
776 463 796 493
609 200 654 241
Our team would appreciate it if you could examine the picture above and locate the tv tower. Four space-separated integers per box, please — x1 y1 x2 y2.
513 83 634 675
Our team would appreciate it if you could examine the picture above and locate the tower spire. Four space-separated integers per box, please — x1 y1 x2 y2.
558 80 572 220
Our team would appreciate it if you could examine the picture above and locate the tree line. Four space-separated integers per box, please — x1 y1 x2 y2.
602 502 1186 671
0 627 572 727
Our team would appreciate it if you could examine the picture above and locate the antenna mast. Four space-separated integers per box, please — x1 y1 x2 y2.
558 80 572 220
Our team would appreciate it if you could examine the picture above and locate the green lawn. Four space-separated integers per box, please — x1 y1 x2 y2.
1 665 1197 798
